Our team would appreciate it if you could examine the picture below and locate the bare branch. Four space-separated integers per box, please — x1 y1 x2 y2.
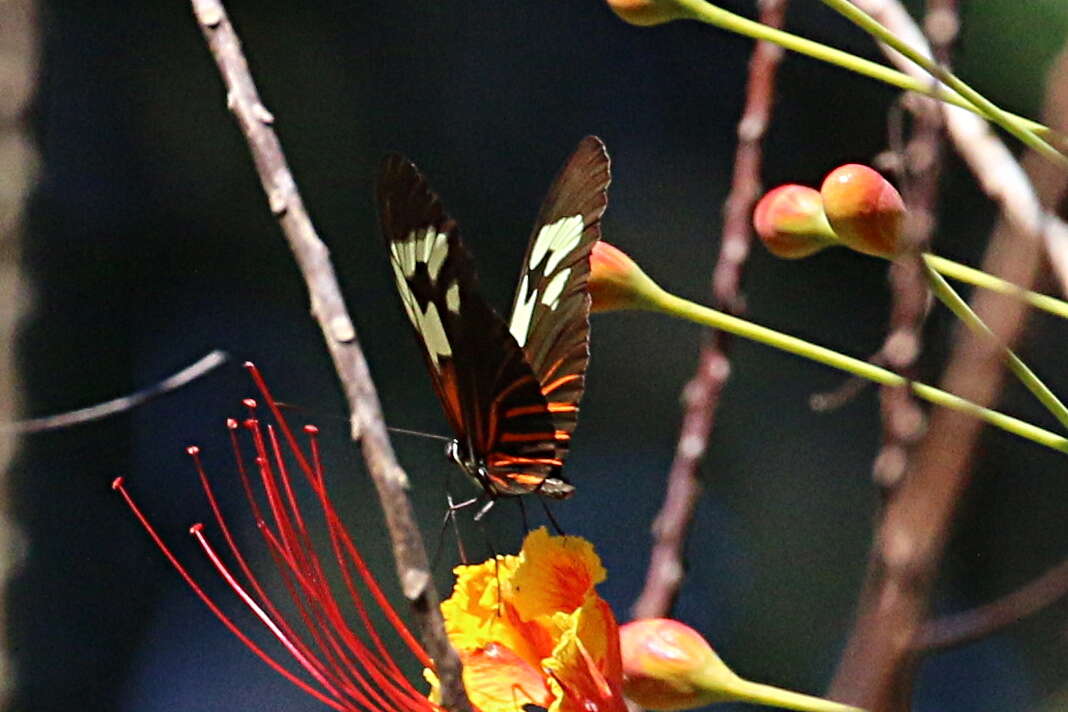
631 0 788 621
5 350 229 434
828 6 1068 709
916 556 1068 651
187 2 470 709
0 0 37 704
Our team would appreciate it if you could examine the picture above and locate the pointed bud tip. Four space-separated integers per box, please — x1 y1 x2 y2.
752 185 837 259
820 164 905 258
620 619 738 711
589 242 664 313
605 0 687 26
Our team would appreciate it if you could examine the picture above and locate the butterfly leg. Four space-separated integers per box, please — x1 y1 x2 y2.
434 493 473 567
472 496 497 522
539 497 566 536
517 496 530 535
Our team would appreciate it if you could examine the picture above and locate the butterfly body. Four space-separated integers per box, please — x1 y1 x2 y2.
378 137 611 501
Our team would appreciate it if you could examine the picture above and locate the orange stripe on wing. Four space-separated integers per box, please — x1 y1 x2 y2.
499 430 571 444
499 431 556 443
503 402 579 419
541 374 580 396
488 454 564 468
489 473 548 490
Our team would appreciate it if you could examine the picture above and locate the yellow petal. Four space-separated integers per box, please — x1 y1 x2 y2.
510 528 606 622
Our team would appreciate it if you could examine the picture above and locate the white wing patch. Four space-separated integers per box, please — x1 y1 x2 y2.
540 268 571 310
392 227 450 284
445 281 461 314
529 215 584 271
390 227 454 370
510 214 585 346
510 275 537 347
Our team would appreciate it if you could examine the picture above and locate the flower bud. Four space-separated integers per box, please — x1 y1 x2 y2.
589 241 666 313
752 184 838 259
820 164 905 258
621 619 866 712
620 619 739 711
604 0 687 26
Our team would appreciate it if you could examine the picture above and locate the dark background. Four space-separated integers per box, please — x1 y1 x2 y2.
11 1 1068 710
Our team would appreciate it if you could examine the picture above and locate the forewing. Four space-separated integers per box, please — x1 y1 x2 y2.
378 155 571 497
507 136 611 453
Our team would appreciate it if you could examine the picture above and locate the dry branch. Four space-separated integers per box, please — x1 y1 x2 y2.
828 6 1066 709
0 0 37 704
631 0 788 621
188 2 469 709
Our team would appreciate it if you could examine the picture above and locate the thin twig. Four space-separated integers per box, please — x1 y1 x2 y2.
630 0 788 621
4 350 229 434
915 555 1068 651
187 3 470 710
869 1 953 492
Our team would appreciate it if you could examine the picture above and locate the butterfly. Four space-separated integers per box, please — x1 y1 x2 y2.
377 136 611 504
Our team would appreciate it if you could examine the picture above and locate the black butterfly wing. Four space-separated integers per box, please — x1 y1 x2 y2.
507 136 611 461
378 155 574 498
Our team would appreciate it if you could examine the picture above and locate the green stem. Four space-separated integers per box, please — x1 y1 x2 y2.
924 262 1068 431
725 678 864 712
668 0 1052 139
819 0 1068 167
642 287 1068 455
924 253 1068 321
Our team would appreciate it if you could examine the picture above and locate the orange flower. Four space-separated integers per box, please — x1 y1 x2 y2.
430 528 626 712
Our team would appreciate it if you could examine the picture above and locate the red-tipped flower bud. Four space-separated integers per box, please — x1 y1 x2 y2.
589 241 666 313
620 619 739 711
604 0 687 26
820 164 905 258
752 185 838 259
621 619 865 712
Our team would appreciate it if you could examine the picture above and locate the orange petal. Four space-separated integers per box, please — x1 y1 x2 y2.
461 642 554 712
510 528 606 622
544 598 626 712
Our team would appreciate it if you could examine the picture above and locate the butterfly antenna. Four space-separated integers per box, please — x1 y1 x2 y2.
540 498 566 536
387 426 452 442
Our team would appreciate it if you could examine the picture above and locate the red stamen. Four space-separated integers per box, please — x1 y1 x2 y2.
114 363 445 712
113 479 348 711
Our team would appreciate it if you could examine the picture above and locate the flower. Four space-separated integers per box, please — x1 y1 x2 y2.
430 528 626 712
620 619 864 712
115 363 438 712
819 164 905 258
752 184 839 259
